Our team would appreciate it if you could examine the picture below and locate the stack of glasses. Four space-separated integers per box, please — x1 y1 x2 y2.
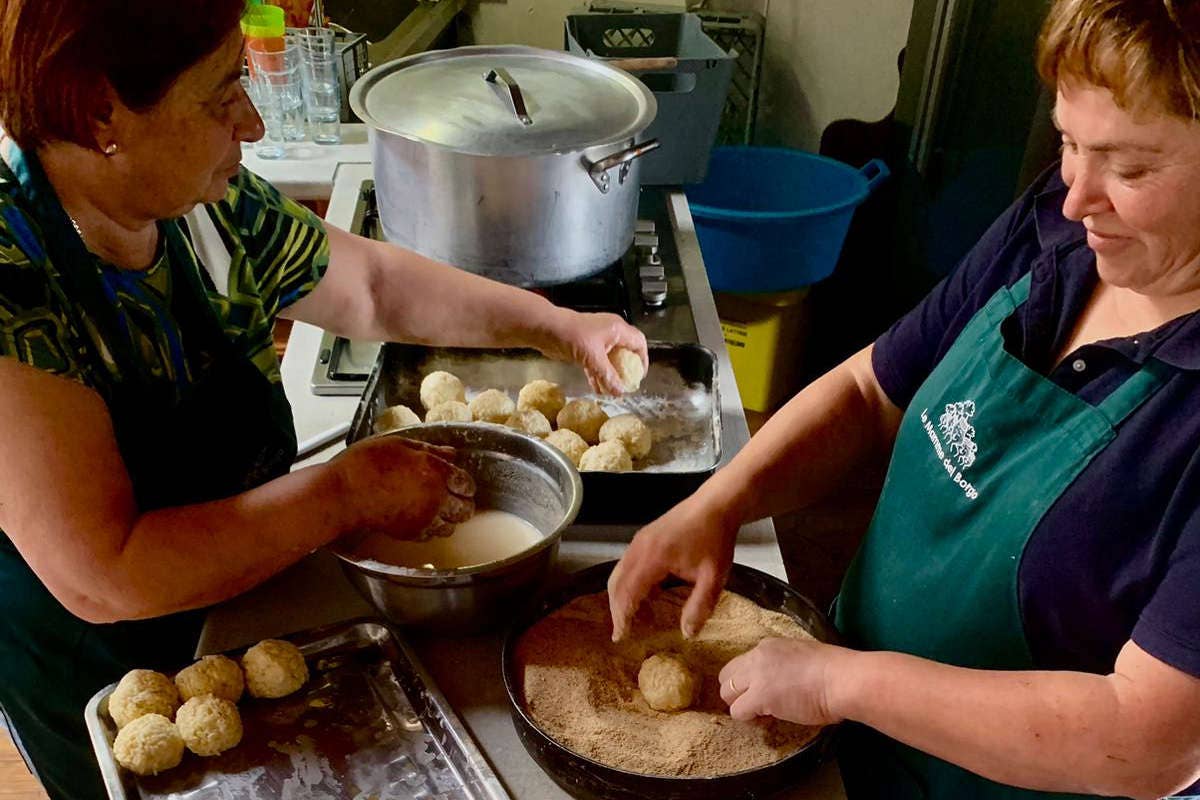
293 27 343 144
244 26 343 159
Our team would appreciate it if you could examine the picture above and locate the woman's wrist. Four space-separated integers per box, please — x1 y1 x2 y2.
826 646 876 723
523 298 575 357
312 454 362 537
698 470 754 533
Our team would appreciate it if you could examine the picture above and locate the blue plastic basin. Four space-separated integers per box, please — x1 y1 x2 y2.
687 147 889 292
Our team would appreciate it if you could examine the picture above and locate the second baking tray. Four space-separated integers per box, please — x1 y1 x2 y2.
86 619 510 800
348 343 721 524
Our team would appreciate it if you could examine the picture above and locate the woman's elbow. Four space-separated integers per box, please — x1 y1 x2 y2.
50 572 169 624
57 589 135 625
1103 752 1200 800
1137 767 1200 800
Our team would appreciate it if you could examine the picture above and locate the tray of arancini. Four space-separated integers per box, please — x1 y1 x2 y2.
85 618 510 800
348 342 721 524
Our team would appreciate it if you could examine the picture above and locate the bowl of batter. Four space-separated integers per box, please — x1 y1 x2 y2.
332 423 583 632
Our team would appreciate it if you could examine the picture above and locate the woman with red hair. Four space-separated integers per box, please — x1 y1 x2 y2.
0 2 646 797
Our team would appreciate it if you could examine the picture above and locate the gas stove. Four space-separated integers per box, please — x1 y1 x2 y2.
310 181 699 395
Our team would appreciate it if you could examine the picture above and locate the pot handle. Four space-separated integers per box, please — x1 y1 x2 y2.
484 68 533 126
607 57 680 72
584 139 661 194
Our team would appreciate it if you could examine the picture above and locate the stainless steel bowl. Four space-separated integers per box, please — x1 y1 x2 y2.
331 423 583 632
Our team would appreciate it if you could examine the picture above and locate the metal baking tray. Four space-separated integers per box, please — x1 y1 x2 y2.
347 342 722 524
85 619 511 800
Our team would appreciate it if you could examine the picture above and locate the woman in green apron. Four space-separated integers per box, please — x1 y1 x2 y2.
611 1 1200 798
0 2 648 798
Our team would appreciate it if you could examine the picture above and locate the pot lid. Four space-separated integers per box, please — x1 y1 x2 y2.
350 45 657 157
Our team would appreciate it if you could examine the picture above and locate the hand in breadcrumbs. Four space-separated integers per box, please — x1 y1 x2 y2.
719 638 851 726
608 493 739 642
333 435 476 542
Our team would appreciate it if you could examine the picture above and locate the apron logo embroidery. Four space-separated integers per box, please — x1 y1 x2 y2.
920 405 980 500
937 400 977 468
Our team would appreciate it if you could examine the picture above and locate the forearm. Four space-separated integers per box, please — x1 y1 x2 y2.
80 462 352 622
699 346 901 525
834 649 1192 798
348 237 568 351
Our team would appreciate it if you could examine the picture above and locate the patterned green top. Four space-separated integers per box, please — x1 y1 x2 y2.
0 166 329 399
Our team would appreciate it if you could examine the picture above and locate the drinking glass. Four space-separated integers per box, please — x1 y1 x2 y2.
242 75 285 160
293 27 342 144
247 39 306 144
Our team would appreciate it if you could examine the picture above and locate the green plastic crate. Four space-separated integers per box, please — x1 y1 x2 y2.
566 11 735 185
587 3 765 147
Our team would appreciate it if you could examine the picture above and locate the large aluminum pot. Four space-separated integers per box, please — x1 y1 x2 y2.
350 45 659 286
330 423 583 633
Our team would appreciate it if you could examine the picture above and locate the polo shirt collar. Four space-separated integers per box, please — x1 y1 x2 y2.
1049 250 1200 371
1131 312 1200 371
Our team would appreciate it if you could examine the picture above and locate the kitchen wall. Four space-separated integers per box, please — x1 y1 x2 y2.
461 0 913 152
747 0 912 152
463 0 684 51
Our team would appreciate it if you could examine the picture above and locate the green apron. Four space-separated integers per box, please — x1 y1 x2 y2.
0 148 297 800
834 272 1168 800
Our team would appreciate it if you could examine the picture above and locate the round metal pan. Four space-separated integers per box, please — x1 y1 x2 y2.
501 560 839 800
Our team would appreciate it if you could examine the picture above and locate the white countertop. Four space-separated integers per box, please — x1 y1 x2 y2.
240 124 372 200
200 157 846 799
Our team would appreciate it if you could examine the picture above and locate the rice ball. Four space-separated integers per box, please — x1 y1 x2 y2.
556 399 608 444
469 389 515 424
241 639 308 699
425 400 471 423
609 347 646 394
419 371 465 411
599 414 652 460
579 440 633 472
505 408 552 437
175 695 243 757
374 404 421 434
174 655 244 703
109 669 180 728
638 654 697 712
112 713 183 776
545 429 589 467
517 379 566 420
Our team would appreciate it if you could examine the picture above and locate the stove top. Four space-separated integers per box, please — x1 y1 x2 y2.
311 181 698 395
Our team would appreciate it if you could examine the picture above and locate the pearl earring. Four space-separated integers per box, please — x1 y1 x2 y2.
103 142 118 156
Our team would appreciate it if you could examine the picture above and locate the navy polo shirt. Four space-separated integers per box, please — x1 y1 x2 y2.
872 164 1200 680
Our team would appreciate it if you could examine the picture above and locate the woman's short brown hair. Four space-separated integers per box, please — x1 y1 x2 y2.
0 0 246 151
1037 0 1200 120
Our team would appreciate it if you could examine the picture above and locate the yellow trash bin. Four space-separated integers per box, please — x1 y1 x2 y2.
715 288 810 413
